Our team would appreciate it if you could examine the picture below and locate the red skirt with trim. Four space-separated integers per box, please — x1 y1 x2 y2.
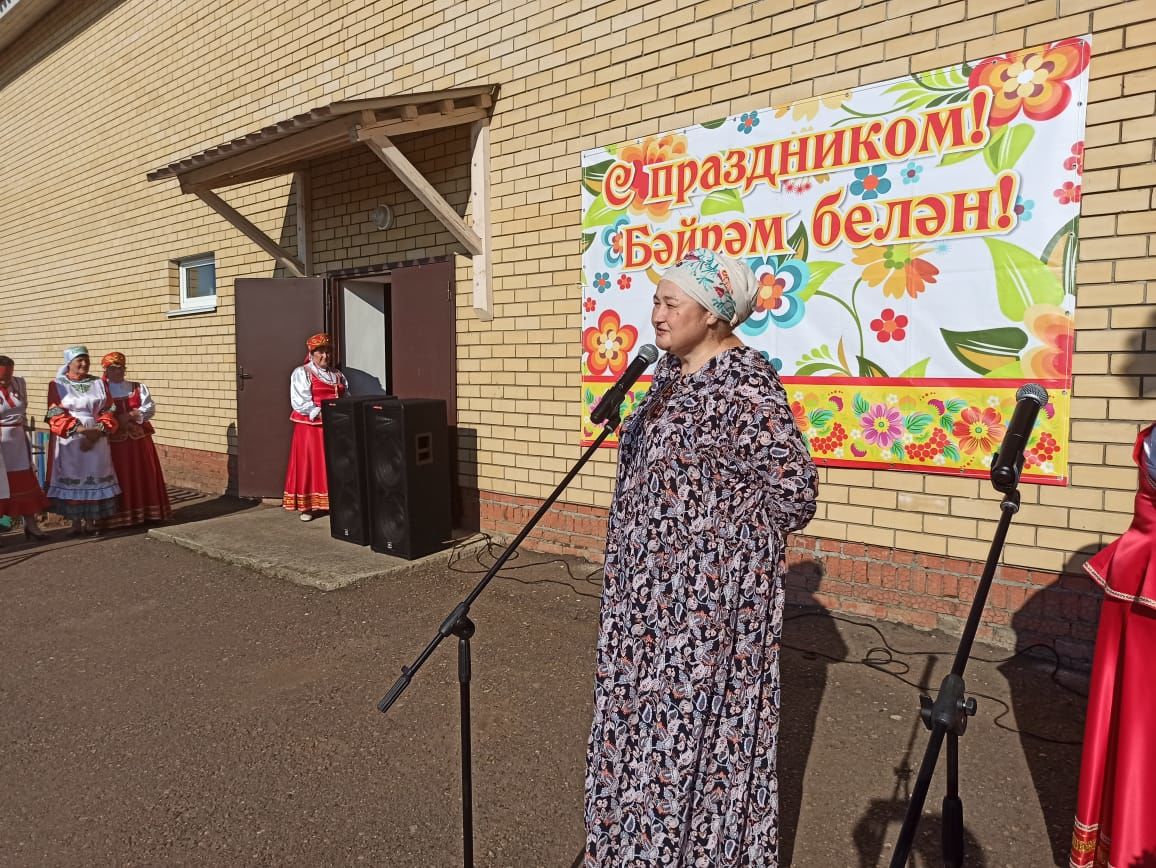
0 468 50 517
1071 424 1156 868
283 422 329 512
102 434 173 528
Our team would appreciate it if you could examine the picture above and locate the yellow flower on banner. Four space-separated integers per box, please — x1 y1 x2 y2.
852 243 940 299
774 91 850 121
1023 304 1073 379
617 134 690 221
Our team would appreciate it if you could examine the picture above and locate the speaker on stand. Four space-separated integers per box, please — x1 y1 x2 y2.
363 398 452 560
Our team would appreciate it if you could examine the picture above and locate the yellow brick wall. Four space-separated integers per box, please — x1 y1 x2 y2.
1 0 1154 573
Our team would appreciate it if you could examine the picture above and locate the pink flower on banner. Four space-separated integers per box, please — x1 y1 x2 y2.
1063 141 1084 175
584 297 597 313
1054 181 1081 204
861 403 904 448
617 274 632 290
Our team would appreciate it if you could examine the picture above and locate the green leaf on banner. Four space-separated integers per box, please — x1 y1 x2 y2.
582 160 616 195
581 232 595 253
582 194 623 230
852 393 870 417
585 388 595 405
799 261 842 301
809 409 835 428
940 326 1028 375
701 188 745 216
890 441 906 460
943 444 961 462
796 361 846 376
939 415 955 432
984 124 1034 173
939 148 982 167
985 237 1065 319
1041 217 1079 298
945 398 968 414
857 356 889 378
905 412 933 436
787 220 810 262
701 117 727 129
984 359 1027 378
896 358 930 378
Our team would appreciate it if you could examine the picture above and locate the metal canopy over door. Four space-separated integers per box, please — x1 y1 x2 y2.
235 277 327 499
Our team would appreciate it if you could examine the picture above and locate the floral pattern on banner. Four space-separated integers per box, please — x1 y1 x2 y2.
579 38 1090 483
786 380 1069 481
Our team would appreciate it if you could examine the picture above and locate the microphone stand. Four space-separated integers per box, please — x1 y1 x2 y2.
377 411 622 868
888 484 1022 868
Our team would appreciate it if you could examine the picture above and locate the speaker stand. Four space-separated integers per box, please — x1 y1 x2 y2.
377 413 622 868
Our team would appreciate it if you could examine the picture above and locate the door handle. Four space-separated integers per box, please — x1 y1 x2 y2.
238 366 253 391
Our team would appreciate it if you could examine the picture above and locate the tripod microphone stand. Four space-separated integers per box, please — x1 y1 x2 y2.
889 383 1048 867
376 413 622 868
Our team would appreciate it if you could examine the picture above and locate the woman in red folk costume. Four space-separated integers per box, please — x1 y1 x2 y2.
45 346 121 536
99 352 172 528
283 333 347 521
1070 422 1156 868
0 355 50 540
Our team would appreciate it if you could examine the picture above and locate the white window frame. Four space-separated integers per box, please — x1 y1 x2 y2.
177 254 217 312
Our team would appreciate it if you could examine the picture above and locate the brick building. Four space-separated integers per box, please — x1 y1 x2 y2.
2 0 1153 660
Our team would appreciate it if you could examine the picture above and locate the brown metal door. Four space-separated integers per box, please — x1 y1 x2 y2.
389 260 456 424
235 277 327 498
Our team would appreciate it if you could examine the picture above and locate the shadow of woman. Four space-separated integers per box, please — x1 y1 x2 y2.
779 559 849 866
997 545 1098 866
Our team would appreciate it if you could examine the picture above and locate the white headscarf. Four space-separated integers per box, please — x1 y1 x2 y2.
659 248 758 327
57 345 89 378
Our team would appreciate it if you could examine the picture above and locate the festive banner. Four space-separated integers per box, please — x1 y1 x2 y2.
580 38 1090 485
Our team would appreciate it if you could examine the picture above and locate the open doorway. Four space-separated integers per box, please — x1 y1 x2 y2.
339 275 392 396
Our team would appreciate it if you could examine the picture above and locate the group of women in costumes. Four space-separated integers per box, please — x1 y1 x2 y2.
0 346 171 541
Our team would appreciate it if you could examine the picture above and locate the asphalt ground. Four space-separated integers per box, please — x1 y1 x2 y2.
0 498 1088 867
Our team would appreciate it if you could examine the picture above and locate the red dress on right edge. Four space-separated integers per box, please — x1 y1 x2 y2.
1070 423 1156 868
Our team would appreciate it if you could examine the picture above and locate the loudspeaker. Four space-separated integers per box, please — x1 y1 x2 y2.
363 398 451 560
321 395 386 545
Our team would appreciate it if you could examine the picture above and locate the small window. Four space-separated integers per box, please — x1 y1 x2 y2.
178 254 216 311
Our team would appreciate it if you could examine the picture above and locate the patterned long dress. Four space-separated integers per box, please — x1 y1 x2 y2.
585 345 818 867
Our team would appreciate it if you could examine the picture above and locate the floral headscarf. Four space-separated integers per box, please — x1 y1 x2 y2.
306 333 332 352
659 248 757 327
101 352 127 369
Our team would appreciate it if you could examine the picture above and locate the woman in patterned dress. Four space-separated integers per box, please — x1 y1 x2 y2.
585 249 818 867
45 346 121 536
0 355 50 540
98 352 172 528
283 333 347 521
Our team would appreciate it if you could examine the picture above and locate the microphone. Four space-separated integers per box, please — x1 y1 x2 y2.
590 344 659 425
990 383 1049 493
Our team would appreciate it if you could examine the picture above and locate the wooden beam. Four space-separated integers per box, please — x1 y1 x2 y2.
355 106 489 141
293 170 313 277
179 116 358 191
362 132 482 255
194 189 307 277
470 117 493 321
